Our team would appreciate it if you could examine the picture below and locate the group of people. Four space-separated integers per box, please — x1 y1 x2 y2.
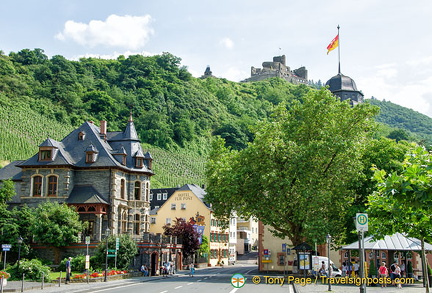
160 261 175 277
341 261 359 277
379 261 404 288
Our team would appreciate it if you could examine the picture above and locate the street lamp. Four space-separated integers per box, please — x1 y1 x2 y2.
17 236 23 270
104 228 110 282
326 234 332 291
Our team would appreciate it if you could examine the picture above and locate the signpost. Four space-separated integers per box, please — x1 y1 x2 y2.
115 237 119 269
2 244 11 270
356 213 368 293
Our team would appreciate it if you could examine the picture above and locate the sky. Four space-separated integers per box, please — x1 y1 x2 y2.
1 0 432 117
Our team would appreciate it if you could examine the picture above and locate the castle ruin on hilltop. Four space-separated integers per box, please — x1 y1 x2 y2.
242 55 308 84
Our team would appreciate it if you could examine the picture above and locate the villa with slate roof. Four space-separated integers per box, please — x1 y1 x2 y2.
0 115 153 242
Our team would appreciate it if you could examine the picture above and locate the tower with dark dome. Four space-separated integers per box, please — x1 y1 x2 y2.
325 73 364 105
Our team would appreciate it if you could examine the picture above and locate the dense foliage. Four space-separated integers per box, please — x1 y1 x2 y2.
92 234 137 270
205 89 379 245
1 49 432 188
163 217 200 263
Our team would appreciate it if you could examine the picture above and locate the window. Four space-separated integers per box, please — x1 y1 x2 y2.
181 203 186 210
135 157 143 168
32 175 43 197
121 211 127 233
165 218 171 225
134 181 141 200
78 131 85 140
120 179 125 199
381 252 387 259
157 193 161 200
47 175 58 196
149 192 153 201
39 150 52 161
150 217 156 224
134 214 140 235
171 203 176 210
85 151 97 163
145 182 149 201
162 193 168 200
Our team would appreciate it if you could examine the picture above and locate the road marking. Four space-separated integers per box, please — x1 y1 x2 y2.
197 279 202 282
174 286 183 289
229 288 239 293
87 283 139 292
187 282 193 285
160 291 168 293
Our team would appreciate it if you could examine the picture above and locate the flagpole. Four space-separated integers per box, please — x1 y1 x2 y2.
337 25 341 74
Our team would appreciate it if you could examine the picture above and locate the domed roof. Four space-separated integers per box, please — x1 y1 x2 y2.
325 73 358 92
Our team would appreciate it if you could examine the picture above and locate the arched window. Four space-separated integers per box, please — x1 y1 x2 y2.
47 175 58 196
120 179 125 199
134 214 140 235
134 181 141 200
32 175 43 197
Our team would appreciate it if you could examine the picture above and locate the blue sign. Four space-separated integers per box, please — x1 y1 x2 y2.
2 244 11 251
193 225 205 244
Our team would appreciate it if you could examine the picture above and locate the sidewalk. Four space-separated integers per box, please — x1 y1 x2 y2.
1 272 180 293
295 282 429 293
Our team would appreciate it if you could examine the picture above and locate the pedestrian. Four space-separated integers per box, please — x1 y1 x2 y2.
342 262 347 277
190 264 195 277
390 261 397 286
378 262 388 288
319 261 327 277
65 257 72 284
400 262 405 277
394 264 402 289
353 261 359 276
140 264 149 277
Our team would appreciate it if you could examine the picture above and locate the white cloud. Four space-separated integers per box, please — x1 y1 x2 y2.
55 14 154 50
220 37 234 49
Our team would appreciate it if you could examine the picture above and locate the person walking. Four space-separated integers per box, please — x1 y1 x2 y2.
394 264 402 289
190 264 195 277
378 262 388 288
65 257 72 284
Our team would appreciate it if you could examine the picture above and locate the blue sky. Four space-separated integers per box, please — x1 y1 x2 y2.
2 0 432 117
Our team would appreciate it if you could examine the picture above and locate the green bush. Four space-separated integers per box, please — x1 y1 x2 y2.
59 255 86 273
7 259 51 282
369 260 377 277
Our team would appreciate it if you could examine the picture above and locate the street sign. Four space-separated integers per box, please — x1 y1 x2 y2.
263 249 269 255
107 249 116 253
85 236 90 245
107 254 116 257
356 213 368 232
282 243 286 252
2 244 11 251
115 237 120 250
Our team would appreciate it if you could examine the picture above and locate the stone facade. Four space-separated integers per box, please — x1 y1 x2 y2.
242 55 308 84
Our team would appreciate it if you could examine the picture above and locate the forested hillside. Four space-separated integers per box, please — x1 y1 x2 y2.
0 49 431 187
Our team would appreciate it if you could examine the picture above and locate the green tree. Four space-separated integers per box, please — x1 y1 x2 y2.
93 234 137 270
367 146 432 291
205 88 379 246
30 202 83 247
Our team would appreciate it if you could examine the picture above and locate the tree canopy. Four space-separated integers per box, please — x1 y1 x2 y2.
163 217 200 262
205 88 379 245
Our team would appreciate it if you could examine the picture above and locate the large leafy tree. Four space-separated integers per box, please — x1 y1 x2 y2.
205 88 379 246
30 202 83 247
367 146 432 291
93 234 137 270
163 217 200 263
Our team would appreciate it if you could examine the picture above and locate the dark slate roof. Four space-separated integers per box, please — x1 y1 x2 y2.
0 160 25 181
178 184 207 200
325 73 363 94
66 185 109 204
150 187 179 210
18 119 153 174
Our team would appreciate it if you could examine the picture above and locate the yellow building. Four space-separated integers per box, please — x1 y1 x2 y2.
149 184 229 267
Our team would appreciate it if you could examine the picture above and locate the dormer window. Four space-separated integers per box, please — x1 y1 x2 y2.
85 144 98 163
38 138 58 162
135 157 143 168
78 131 86 140
39 150 52 161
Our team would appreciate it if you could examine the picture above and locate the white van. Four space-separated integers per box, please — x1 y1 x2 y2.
312 256 342 278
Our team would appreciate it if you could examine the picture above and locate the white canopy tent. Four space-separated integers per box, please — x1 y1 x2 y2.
342 232 432 251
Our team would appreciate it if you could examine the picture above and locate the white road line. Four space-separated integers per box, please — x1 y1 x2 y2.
187 282 193 285
174 285 183 289
197 279 202 282
229 288 239 293
160 291 168 293
87 283 139 292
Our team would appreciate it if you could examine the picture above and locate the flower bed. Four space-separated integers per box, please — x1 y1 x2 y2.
55 270 130 283
0 271 10 279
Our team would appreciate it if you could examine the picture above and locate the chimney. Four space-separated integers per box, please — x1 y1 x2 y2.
100 121 107 140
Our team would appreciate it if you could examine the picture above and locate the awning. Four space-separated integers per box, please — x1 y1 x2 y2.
342 232 432 251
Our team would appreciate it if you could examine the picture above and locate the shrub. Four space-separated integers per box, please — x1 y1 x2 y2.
7 259 51 282
59 255 86 273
